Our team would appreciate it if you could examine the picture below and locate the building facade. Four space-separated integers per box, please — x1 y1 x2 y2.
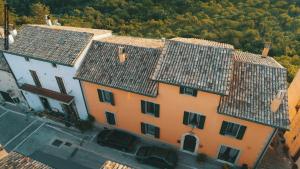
0 52 26 106
3 25 111 122
76 37 289 168
284 70 300 167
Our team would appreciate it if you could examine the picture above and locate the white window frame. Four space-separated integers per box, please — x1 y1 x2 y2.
216 144 241 165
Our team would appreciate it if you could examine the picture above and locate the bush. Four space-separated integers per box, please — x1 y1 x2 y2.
241 164 248 169
196 153 207 162
75 119 93 132
222 164 231 169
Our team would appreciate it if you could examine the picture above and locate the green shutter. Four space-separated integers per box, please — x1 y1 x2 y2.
183 111 189 125
141 101 146 114
236 126 247 140
110 92 115 105
155 127 160 138
197 115 206 129
179 86 184 94
141 122 146 134
192 89 197 97
154 104 160 117
97 89 104 102
220 121 228 135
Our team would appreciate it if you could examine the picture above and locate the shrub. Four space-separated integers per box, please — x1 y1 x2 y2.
196 153 207 162
241 164 248 169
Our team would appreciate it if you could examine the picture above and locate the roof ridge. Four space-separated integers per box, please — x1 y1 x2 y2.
169 38 234 49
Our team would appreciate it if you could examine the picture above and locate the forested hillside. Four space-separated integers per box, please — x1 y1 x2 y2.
2 0 300 81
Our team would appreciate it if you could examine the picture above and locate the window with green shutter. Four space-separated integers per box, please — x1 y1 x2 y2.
183 111 206 129
105 111 116 125
141 122 160 138
141 100 160 117
180 86 197 97
219 121 247 140
98 89 115 105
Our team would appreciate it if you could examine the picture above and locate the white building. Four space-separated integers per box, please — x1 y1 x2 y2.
3 25 112 122
0 52 26 106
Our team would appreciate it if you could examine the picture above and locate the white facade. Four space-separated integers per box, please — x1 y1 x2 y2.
0 70 26 105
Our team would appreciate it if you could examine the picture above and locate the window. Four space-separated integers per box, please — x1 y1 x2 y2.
141 122 160 138
0 91 14 103
219 121 247 140
30 70 42 87
217 145 240 164
55 76 67 94
180 86 197 96
52 63 57 68
105 112 116 125
183 111 206 129
24 57 30 61
97 89 114 105
12 97 20 104
141 100 160 117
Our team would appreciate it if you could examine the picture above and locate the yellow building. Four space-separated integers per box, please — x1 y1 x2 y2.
75 36 289 168
285 70 300 167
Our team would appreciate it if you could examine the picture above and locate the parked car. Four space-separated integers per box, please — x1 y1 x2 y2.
136 146 178 169
97 129 138 152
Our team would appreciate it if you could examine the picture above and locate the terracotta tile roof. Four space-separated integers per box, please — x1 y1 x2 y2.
75 40 160 97
218 51 289 129
101 36 164 48
0 152 52 169
151 39 235 95
171 37 234 49
100 160 132 169
5 25 108 66
20 83 74 104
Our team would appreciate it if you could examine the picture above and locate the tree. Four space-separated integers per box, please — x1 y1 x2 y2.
30 2 50 24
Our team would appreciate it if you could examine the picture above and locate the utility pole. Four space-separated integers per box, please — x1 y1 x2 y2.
4 0 9 50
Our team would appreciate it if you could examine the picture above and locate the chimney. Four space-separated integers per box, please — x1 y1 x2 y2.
8 33 14 44
161 37 166 43
270 90 285 113
118 47 127 63
262 42 271 58
45 15 52 26
10 25 17 37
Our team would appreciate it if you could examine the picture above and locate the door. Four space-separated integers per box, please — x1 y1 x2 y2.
61 103 79 123
183 135 197 153
0 91 14 103
40 97 51 111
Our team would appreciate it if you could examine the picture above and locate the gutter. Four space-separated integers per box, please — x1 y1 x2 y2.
253 128 278 169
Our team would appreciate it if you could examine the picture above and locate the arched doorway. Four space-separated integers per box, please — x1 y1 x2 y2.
181 133 199 154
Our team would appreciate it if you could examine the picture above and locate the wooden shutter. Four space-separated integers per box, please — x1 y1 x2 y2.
197 115 206 129
236 126 247 140
141 122 146 134
155 127 160 138
110 92 115 105
183 111 189 125
154 104 160 117
141 101 146 114
192 89 197 97
97 89 104 102
219 121 228 135
179 86 184 94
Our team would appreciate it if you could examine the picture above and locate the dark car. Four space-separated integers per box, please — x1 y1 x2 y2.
136 146 178 169
97 129 138 152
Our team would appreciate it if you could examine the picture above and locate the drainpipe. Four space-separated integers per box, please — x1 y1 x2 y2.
253 128 278 169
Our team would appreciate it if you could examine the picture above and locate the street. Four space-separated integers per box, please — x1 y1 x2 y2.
0 105 222 169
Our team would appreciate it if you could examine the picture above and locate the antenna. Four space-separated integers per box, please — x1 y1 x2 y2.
4 0 9 50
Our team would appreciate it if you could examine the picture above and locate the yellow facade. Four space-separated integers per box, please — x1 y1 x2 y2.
81 81 275 168
285 70 300 162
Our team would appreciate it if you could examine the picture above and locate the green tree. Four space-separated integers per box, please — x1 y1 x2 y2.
30 2 50 24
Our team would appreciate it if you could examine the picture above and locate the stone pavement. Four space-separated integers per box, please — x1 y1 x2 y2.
0 104 224 169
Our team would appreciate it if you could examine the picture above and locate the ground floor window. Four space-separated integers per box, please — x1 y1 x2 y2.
105 111 116 125
217 145 240 164
141 122 160 138
0 91 14 103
